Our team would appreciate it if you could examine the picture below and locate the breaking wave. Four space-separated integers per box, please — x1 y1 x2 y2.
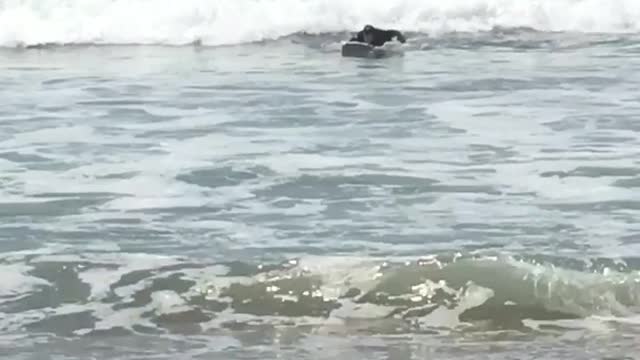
2 0 640 47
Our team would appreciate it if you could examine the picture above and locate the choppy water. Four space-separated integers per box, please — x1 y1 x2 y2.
1 28 640 359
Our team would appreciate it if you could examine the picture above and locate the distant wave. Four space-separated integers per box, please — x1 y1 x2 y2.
1 0 640 47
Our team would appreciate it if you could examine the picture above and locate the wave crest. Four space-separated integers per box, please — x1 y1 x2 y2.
2 0 640 47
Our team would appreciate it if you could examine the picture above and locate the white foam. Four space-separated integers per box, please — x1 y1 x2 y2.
91 305 154 332
0 263 50 298
150 290 191 314
419 283 493 329
27 252 185 301
1 0 640 47
329 300 396 320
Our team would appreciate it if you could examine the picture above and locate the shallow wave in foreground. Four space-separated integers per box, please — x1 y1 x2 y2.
2 248 639 337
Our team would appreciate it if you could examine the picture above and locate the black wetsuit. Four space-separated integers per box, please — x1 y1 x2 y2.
349 25 406 47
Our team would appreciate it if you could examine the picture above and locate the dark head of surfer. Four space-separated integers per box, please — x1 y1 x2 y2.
349 24 406 47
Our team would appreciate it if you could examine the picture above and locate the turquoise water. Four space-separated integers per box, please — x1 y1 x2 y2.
1 32 640 358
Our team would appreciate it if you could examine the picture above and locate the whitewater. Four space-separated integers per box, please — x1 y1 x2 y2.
2 0 640 359
2 0 640 46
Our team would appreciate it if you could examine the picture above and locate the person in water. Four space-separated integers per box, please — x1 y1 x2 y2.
349 24 406 47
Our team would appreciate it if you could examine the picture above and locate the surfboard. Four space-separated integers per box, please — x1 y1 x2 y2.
341 41 388 59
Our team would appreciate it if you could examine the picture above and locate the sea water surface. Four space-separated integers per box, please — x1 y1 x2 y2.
2 1 640 359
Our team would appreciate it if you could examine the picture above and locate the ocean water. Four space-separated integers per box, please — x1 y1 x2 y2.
2 1 640 359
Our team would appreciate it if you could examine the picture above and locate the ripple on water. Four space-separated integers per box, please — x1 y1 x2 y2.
0 151 51 163
0 197 112 217
176 166 275 189
540 166 640 178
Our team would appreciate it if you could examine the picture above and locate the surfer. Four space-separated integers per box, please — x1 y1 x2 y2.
349 24 406 47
